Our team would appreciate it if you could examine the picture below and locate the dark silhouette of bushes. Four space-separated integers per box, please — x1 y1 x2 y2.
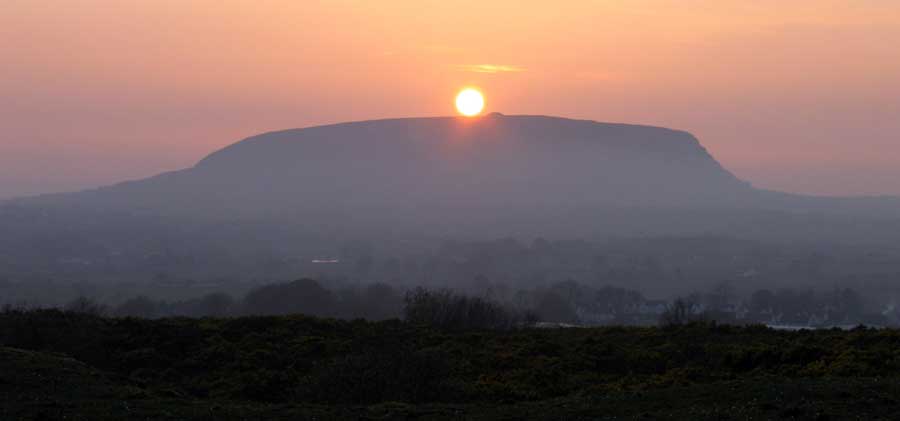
305 344 456 403
5 310 900 407
402 287 532 330
659 297 708 327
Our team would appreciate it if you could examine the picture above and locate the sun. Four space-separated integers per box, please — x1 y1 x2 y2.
455 88 485 117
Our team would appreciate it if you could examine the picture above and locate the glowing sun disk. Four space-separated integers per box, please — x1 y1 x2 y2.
455 88 485 116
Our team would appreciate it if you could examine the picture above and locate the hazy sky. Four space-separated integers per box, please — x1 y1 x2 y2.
2 1 899 198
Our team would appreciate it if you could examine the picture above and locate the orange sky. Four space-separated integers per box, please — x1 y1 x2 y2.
2 1 899 198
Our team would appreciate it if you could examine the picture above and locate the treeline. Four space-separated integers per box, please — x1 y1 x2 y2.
6 233 900 313
31 279 635 327
402 287 538 330
662 284 887 327
41 279 539 330
9 277 894 329
54 279 404 321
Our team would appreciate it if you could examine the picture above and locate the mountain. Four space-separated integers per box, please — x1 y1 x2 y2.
4 114 900 250
19 114 753 213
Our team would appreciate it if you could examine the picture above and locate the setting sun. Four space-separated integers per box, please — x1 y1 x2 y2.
455 88 485 117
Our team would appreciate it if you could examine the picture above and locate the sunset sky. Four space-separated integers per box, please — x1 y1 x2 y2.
2 1 899 198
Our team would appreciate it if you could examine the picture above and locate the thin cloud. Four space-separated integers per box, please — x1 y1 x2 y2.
458 64 526 74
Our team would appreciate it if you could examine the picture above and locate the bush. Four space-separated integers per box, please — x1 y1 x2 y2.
402 287 529 330
659 297 708 327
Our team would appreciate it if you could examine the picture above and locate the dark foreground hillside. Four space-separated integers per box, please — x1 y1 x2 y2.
4 311 900 420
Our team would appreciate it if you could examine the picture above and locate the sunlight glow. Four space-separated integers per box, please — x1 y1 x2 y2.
455 88 485 117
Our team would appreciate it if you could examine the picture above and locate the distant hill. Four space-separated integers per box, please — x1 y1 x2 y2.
2 114 899 280
19 114 754 213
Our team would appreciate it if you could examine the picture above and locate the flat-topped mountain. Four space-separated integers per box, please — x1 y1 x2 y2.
4 114 899 253
25 114 754 214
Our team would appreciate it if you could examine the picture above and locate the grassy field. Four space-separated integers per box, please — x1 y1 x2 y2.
3 310 900 419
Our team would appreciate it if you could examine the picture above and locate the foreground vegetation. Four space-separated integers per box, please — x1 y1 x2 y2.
4 309 900 419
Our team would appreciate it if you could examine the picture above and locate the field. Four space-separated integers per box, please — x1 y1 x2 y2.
3 310 900 419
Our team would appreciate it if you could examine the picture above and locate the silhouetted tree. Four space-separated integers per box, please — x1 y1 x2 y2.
403 287 524 330
659 297 705 326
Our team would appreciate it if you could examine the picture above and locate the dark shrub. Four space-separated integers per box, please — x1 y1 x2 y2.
659 297 708 327
403 287 526 330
